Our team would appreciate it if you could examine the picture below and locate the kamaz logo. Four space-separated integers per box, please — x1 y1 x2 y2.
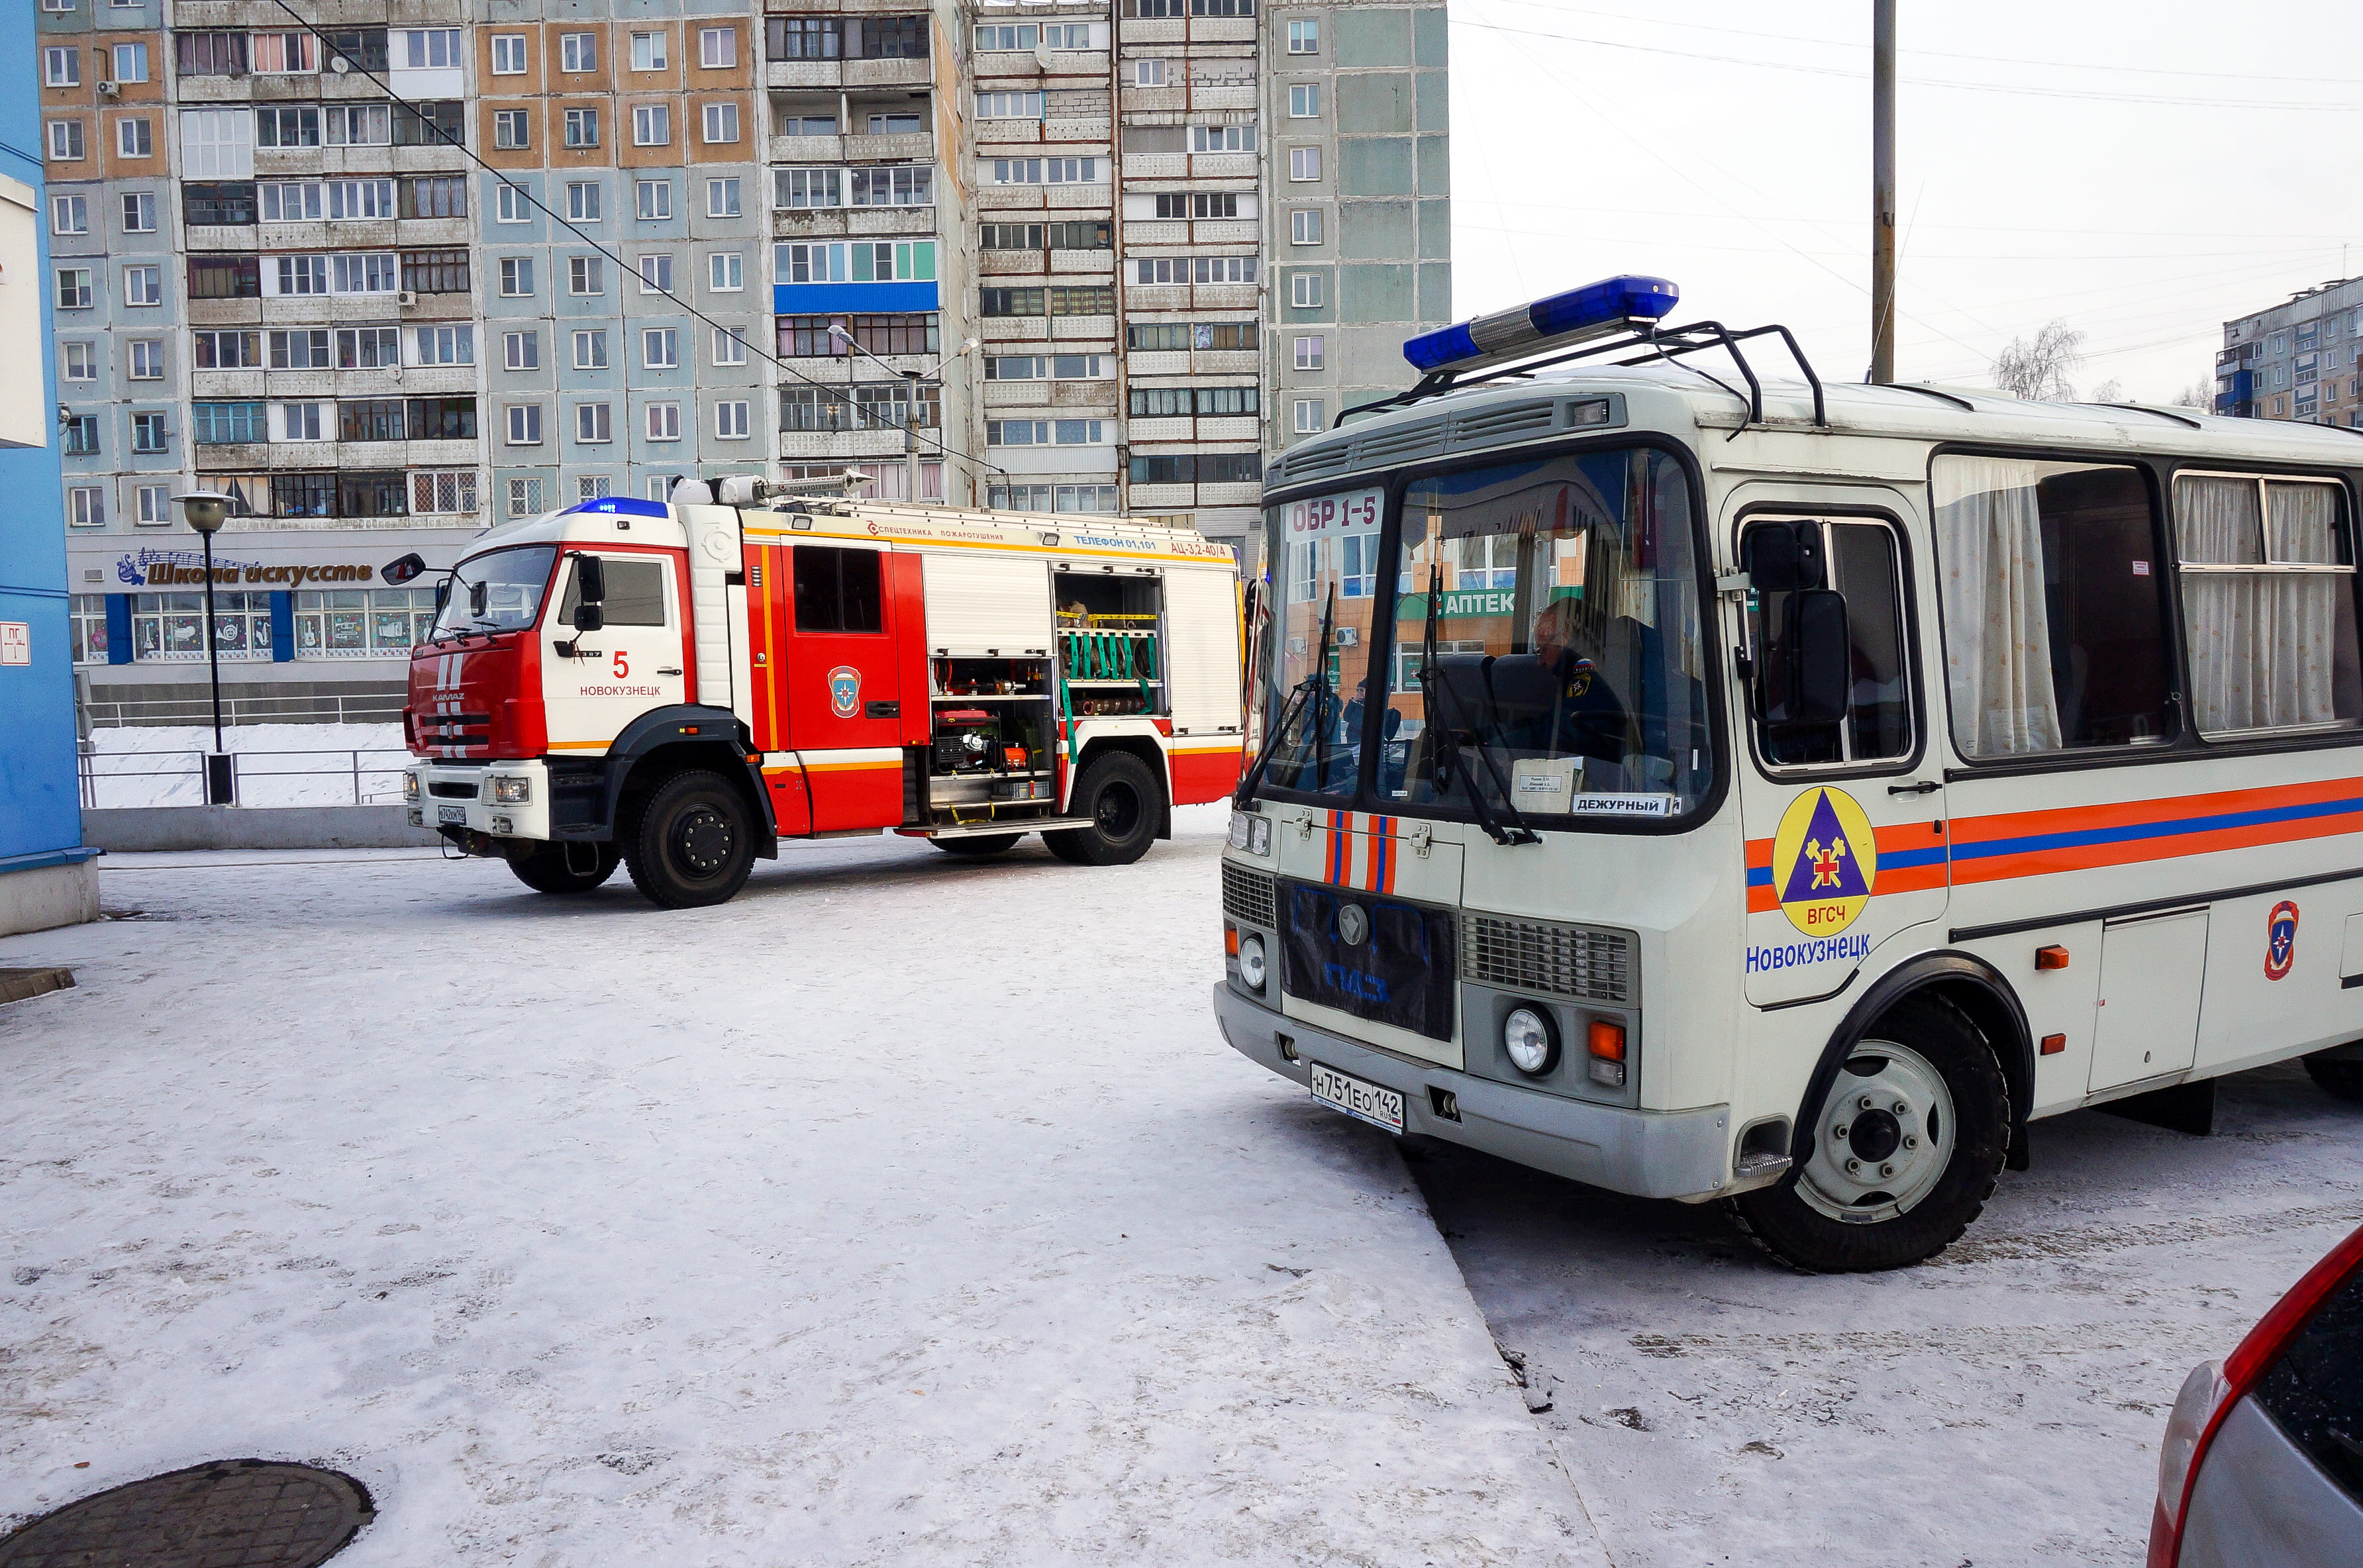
1323 962 1390 1001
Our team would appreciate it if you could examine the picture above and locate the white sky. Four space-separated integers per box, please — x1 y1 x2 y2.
1445 1 2363 403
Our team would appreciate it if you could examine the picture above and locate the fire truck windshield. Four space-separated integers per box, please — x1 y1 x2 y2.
432 546 560 638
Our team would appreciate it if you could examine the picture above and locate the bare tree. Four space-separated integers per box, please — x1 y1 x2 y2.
2170 379 2213 409
2089 379 2124 405
1991 320 2086 401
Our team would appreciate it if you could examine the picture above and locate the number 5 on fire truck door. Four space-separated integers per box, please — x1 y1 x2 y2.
544 552 687 749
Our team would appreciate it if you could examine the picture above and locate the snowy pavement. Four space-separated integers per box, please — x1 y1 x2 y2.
1412 1063 2363 1567
0 809 1597 1566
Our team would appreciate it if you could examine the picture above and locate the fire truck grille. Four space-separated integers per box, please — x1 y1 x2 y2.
1462 913 1632 1004
416 713 490 746
1221 863 1276 930
427 781 478 800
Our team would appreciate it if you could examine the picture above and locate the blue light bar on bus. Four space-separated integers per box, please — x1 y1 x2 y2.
562 496 672 519
1403 275 1680 375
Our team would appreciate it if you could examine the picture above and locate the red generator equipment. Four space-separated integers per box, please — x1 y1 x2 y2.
393 482 1245 907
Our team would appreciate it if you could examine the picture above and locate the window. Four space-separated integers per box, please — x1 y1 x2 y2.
564 109 599 148
709 252 744 292
633 104 671 146
1289 272 1323 308
44 47 80 87
48 121 84 161
185 182 256 225
328 178 396 219
135 486 171 526
506 405 544 445
712 326 748 365
1293 334 1325 370
50 195 85 236
1287 19 1318 52
1932 456 2177 756
1129 452 1263 483
985 354 1109 380
572 330 608 369
258 183 319 223
279 401 329 441
716 401 751 439
499 256 535 297
642 327 678 369
578 475 615 503
323 104 392 146
412 471 478 516
1291 398 1324 433
775 168 842 209
61 415 99 456
1291 209 1323 245
193 401 264 444
491 34 528 74
776 313 936 357
1188 124 1255 152
991 158 1100 185
776 113 838 136
336 399 406 442
566 181 603 222
645 402 681 440
701 102 740 144
706 177 742 217
575 403 613 443
978 91 1045 119
401 27 461 69
296 585 440 654
987 419 1105 446
775 240 936 284
1130 387 1258 416
250 32 315 73
323 29 389 73
638 254 674 294
68 487 105 528
1738 518 1912 766
1289 146 1321 181
630 180 672 222
123 411 165 455
412 324 473 366
193 330 261 368
41 0 73 15
327 254 398 293
256 107 319 149
1050 285 1113 316
860 17 928 57
793 547 883 633
1132 59 1167 87
55 268 93 309
850 166 932 207
632 30 669 70
123 265 161 307
989 483 1119 514
1287 83 1320 119
401 175 466 219
560 32 596 72
270 328 331 369
115 118 154 158
1154 193 1240 219
981 220 1111 250
1132 256 1256 285
495 183 530 224
407 397 476 440
975 23 1042 50
503 330 539 371
699 27 736 68
110 41 149 82
177 32 249 76
2175 473 2361 736
62 343 97 381
981 286 1045 318
509 477 544 517
494 109 530 150
570 256 605 295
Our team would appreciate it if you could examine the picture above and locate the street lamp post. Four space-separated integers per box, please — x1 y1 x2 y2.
176 491 235 804
827 323 978 503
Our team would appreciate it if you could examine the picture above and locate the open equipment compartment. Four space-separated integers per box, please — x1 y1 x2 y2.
914 655 1061 826
1056 565 1166 720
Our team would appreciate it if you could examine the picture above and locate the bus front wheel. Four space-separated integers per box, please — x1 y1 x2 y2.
1727 995 2010 1272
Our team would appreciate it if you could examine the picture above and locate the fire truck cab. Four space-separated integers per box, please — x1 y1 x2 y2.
397 486 1244 907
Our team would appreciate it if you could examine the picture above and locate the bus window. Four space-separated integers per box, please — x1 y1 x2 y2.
1932 456 2176 758
1742 517 1911 768
1258 486 1383 795
2174 473 2362 736
1379 448 1711 819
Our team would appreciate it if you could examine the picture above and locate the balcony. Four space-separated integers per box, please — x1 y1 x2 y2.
770 133 844 164
774 428 910 461
768 205 939 240
844 130 934 162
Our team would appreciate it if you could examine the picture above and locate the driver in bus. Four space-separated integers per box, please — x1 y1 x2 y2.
1502 596 1631 770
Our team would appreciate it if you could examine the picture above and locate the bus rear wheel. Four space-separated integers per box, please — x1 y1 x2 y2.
1727 995 2009 1272
2304 1048 2363 1103
623 769 757 909
1044 752 1160 867
507 840 620 895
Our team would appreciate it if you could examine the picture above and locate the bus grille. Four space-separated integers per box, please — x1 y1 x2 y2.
1462 913 1632 1004
1222 863 1276 930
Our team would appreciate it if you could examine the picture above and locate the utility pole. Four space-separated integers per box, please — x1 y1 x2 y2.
1870 0 1897 384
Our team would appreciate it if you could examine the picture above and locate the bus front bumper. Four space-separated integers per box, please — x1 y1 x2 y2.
1212 984 1735 1202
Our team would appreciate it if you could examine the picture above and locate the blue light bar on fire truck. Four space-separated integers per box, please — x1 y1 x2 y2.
1402 275 1680 376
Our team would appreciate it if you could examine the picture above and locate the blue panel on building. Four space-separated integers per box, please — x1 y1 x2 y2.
772 281 942 315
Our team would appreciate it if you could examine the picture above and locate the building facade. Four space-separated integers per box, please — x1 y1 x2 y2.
2216 277 2363 428
40 0 1445 721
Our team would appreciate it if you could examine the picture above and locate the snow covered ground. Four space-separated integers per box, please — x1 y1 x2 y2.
82 723 408 808
0 811 1598 1566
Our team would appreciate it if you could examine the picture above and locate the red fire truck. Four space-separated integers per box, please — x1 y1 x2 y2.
391 482 1245 907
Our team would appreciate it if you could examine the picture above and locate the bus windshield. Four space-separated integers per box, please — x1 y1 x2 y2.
1256 448 1714 822
431 546 560 637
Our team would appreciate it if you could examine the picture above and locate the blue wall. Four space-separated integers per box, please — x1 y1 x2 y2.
0 0 87 876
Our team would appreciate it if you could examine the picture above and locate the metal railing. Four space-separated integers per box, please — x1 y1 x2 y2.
79 691 407 729
78 747 413 810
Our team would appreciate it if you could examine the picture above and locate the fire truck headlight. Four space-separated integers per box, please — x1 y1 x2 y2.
491 776 532 805
403 773 419 803
1238 934 1267 991
1503 1006 1558 1077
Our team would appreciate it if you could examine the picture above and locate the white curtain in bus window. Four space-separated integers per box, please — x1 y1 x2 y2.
2176 474 2360 735
1935 456 2177 756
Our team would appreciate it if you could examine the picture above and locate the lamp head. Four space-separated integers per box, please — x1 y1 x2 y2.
176 491 233 535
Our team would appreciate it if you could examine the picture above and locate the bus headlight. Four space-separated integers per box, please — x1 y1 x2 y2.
403 773 419 802
1238 934 1267 991
1228 810 1272 856
1503 1006 1558 1076
491 776 532 805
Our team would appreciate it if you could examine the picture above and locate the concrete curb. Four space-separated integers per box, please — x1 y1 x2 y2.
83 805 442 853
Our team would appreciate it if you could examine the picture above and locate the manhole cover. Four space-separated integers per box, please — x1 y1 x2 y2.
0 1460 371 1568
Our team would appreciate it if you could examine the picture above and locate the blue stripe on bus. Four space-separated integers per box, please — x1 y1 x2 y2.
1953 793 2363 863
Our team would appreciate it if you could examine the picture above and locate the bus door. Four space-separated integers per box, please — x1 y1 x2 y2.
1731 503 1950 1008
779 541 907 830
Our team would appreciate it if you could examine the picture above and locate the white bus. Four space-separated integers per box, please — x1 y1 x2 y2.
1215 275 2363 1271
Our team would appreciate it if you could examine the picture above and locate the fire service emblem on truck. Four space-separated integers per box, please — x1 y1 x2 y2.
829 665 861 719
1773 787 1878 938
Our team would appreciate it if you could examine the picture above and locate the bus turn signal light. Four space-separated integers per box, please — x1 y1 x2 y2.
1587 1020 1626 1063
2036 944 2070 971
2042 1033 2066 1055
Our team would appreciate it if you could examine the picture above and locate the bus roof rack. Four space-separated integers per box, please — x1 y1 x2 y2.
1346 318 1829 437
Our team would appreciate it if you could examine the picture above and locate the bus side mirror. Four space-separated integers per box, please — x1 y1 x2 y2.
570 555 605 631
1742 520 1825 592
382 552 427 585
1784 589 1850 726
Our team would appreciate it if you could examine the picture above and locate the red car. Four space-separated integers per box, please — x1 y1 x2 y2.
2150 1222 2363 1567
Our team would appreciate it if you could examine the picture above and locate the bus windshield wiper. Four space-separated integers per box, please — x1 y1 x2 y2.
1415 566 1540 847
1233 585 1338 808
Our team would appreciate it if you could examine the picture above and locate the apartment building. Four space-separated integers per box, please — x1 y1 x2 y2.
2217 277 2363 428
41 0 1445 718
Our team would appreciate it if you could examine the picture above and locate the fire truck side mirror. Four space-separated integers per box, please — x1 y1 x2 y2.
569 554 607 630
572 603 605 633
381 552 427 585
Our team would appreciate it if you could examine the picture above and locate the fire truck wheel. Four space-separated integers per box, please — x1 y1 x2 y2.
932 834 1023 856
507 841 621 895
1044 752 1162 867
1724 995 2009 1273
623 769 758 908
2304 1048 2363 1102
